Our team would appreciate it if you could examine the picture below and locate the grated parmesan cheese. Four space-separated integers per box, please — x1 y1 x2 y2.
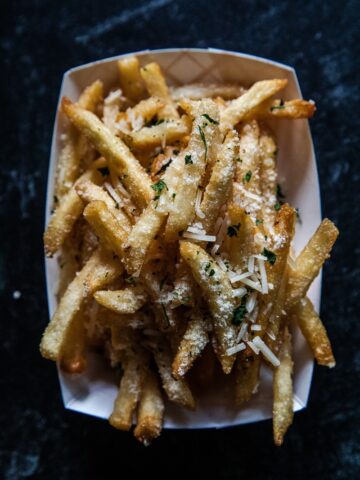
182 231 217 242
226 342 246 356
252 336 280 367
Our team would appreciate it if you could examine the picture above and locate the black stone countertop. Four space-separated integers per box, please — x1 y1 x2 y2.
1 1 359 478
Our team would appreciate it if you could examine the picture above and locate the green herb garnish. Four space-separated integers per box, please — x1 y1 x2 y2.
243 171 252 183
263 248 277 265
209 269 215 277
201 113 219 125
255 219 263 225
151 179 168 200
274 202 281 211
232 295 248 325
198 126 207 159
227 223 241 237
204 262 211 272
270 99 285 111
185 154 193 165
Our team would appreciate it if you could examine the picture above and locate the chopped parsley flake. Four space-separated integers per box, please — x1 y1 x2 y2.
172 192 176 200
185 154 193 165
227 223 241 237
255 219 263 225
243 171 252 183
232 295 248 325
201 113 219 125
270 99 285 111
151 179 168 200
198 126 207 159
274 202 281 211
263 248 277 265
209 269 215 277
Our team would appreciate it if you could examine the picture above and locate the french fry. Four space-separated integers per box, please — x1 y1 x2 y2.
44 167 101 256
77 79 104 112
75 179 132 233
285 219 339 311
171 83 246 101
117 56 146 102
199 129 238 233
249 98 316 120
83 200 130 262
273 327 294 446
62 97 152 209
172 310 209 379
94 286 148 314
134 370 164 445
40 247 123 361
180 241 237 374
266 269 289 353
220 79 288 132
128 96 164 125
259 126 277 227
125 204 166 274
123 117 190 150
109 347 148 431
140 62 178 119
59 308 87 373
170 260 195 308
163 99 220 242
234 354 261 407
228 204 257 267
153 338 195 409
293 297 335 367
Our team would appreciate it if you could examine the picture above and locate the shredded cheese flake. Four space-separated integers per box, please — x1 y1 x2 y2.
226 342 246 356
252 336 280 367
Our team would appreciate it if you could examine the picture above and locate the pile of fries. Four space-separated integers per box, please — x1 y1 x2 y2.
40 55 338 446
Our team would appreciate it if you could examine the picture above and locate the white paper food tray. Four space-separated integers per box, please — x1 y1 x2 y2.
45 48 321 429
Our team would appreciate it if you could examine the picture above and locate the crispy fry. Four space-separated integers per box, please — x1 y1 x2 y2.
54 129 79 200
83 201 129 260
153 338 195 409
94 286 148 314
109 346 148 431
162 99 220 242
134 370 164 445
128 96 164 124
140 62 178 119
123 117 190 150
59 308 87 373
259 126 277 227
293 297 335 367
249 99 316 120
172 310 209 379
75 179 132 233
40 247 123 361
77 79 104 112
220 79 288 132
199 130 238 233
285 219 339 311
125 204 166 274
180 241 237 374
228 204 257 267
273 327 294 446
117 56 146 102
44 167 101 256
234 354 261 406
171 83 246 101
170 260 195 308
62 97 152 209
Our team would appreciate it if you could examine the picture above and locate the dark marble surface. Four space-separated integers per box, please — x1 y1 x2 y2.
1 1 359 478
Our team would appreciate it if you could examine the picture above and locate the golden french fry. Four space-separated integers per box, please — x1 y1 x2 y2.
62 97 152 209
40 247 123 361
273 327 294 446
228 204 257 267
75 179 132 233
140 62 178 119
77 79 104 112
285 219 339 311
109 347 148 431
125 204 166 274
83 201 129 260
172 311 209 379
250 98 316 120
94 286 148 314
44 167 101 257
220 79 288 132
294 297 335 367
234 353 261 406
153 339 195 409
259 126 277 227
180 241 237 374
171 83 246 101
199 129 238 233
134 370 164 445
117 56 146 101
128 96 164 124
163 99 220 242
59 308 87 373
170 260 195 308
123 117 190 150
